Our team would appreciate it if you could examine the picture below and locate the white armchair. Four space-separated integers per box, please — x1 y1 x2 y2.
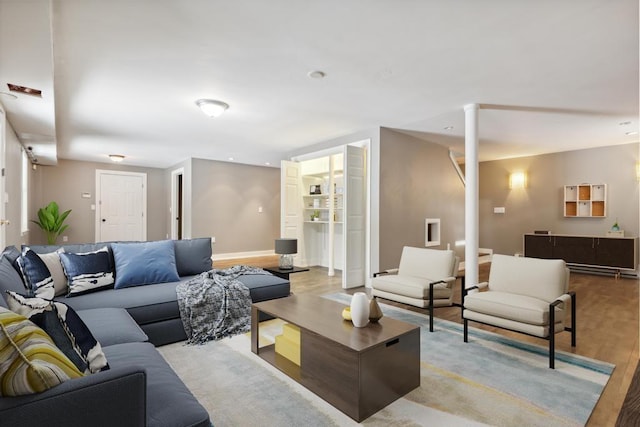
463 254 576 369
371 246 460 332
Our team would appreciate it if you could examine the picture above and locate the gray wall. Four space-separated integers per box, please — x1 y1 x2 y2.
190 158 280 254
3 120 28 247
379 128 465 270
479 143 640 256
30 159 167 244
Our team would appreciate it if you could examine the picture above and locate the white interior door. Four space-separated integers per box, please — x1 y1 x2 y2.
0 107 6 249
343 145 366 288
96 170 147 242
281 160 304 266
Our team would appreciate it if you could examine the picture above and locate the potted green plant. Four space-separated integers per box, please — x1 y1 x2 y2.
31 201 72 244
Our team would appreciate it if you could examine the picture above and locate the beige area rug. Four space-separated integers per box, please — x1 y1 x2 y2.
158 298 613 427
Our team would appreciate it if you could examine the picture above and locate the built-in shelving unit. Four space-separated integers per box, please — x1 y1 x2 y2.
303 194 343 224
564 184 606 217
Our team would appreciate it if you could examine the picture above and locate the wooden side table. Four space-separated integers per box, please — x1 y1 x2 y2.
263 266 309 280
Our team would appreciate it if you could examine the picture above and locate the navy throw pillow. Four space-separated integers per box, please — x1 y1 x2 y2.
59 247 114 297
18 248 55 299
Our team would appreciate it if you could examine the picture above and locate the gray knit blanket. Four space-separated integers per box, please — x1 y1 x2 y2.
176 265 271 345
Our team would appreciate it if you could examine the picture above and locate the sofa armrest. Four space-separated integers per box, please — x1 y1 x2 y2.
463 281 489 296
0 365 147 427
373 268 399 277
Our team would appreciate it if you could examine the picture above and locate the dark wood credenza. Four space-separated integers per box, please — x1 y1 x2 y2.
524 233 638 272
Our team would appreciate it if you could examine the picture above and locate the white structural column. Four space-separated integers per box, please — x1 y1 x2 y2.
464 103 479 288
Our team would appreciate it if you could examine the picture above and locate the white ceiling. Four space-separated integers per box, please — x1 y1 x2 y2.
0 0 638 168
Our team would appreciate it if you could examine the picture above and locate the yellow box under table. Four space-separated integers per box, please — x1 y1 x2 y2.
275 323 300 366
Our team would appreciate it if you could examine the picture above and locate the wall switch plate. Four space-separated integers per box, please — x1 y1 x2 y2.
62 236 68 242
258 206 263 213
211 237 216 243
493 207 506 214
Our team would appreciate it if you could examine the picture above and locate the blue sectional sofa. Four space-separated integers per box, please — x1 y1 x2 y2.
0 238 291 427
3 238 290 345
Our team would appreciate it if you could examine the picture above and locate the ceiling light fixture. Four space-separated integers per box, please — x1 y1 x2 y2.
619 121 632 126
444 126 454 130
195 99 229 117
308 70 326 79
109 154 125 162
625 131 638 136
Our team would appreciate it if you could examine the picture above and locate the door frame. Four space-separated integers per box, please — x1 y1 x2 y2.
95 169 147 242
170 167 184 240
291 138 371 284
0 105 5 249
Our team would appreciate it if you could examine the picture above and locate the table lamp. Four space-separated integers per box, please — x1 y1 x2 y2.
275 238 297 270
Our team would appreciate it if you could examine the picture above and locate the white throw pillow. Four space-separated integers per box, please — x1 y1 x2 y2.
37 249 67 297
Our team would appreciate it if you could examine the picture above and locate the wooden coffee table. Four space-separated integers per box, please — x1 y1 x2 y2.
251 294 420 422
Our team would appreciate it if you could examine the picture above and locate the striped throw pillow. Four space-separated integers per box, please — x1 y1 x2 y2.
17 248 55 299
5 292 109 374
59 247 114 297
0 307 84 396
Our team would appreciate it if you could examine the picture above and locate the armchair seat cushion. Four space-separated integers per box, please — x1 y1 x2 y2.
371 274 452 300
465 291 565 326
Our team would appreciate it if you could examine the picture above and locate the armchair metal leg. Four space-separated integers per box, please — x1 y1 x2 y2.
549 302 556 369
459 275 465 318
463 319 468 342
429 284 434 332
570 292 576 347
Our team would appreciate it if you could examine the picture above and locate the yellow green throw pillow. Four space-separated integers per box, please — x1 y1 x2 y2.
0 307 84 396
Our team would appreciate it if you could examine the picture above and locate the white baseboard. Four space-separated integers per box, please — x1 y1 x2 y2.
212 250 276 261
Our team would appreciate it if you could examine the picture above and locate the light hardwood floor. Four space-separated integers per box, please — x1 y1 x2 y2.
215 256 639 427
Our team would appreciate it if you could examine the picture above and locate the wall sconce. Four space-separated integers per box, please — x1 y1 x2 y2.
509 171 527 189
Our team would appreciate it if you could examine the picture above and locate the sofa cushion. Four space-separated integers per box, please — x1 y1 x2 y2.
103 342 210 427
6 292 109 374
0 307 84 396
112 240 180 289
36 249 67 297
17 248 55 299
77 308 148 347
174 238 212 276
59 247 115 297
58 279 190 326
464 290 565 325
371 274 452 300
236 273 290 302
0 253 28 309
488 254 568 302
397 247 456 280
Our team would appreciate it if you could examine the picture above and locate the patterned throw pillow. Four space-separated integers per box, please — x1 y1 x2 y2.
5 292 109 374
0 307 84 396
17 248 55 299
37 249 67 297
59 247 114 297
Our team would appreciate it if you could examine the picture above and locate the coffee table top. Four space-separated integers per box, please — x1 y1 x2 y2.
253 294 419 352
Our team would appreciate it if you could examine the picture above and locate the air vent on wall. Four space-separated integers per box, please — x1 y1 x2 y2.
7 83 42 97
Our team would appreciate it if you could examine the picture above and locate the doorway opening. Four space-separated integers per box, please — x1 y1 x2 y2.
171 168 185 240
